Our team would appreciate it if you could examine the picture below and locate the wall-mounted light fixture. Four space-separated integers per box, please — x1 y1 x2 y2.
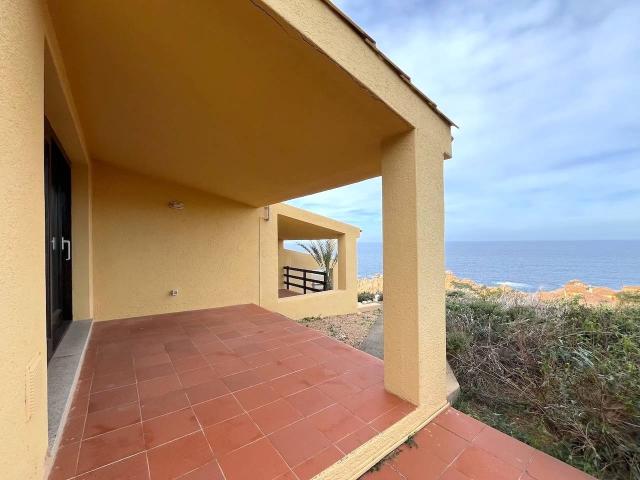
168 200 184 210
263 206 270 221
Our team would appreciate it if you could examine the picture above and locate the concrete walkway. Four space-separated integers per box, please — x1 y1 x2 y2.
358 311 460 403
360 312 384 359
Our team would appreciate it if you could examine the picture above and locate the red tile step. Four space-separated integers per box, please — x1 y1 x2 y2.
362 407 596 480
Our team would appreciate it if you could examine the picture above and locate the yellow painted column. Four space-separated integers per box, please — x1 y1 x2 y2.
381 130 447 409
277 239 285 289
337 233 357 294
71 162 94 319
259 208 279 310
337 234 347 290
0 1 48 478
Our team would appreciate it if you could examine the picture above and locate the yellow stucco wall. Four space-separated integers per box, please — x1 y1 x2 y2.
337 233 357 293
62 159 364 324
277 243 358 320
91 162 262 321
279 245 319 290
262 204 359 320
0 1 48 478
71 163 94 320
278 244 341 292
275 289 357 320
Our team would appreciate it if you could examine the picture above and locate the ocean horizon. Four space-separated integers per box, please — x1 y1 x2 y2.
356 240 640 292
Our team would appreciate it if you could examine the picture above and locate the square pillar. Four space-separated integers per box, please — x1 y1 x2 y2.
336 233 356 291
259 208 279 310
382 130 448 409
277 239 285 289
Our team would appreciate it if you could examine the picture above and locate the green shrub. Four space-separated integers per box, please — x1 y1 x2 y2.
446 330 472 355
299 316 321 324
447 290 640 479
358 292 375 302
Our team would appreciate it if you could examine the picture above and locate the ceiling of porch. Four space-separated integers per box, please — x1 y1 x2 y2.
278 215 342 240
276 204 360 240
47 0 411 207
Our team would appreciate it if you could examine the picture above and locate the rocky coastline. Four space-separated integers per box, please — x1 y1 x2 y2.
357 272 640 305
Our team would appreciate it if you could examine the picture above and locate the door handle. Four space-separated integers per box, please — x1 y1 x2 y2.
61 237 71 261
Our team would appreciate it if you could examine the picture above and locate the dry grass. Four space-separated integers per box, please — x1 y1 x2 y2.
447 288 640 479
357 276 383 294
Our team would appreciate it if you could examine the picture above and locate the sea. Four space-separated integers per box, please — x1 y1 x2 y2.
357 240 640 292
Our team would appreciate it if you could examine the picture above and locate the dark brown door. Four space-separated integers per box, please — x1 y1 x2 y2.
45 121 73 361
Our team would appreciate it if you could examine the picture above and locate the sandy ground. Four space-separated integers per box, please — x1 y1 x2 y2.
298 309 382 347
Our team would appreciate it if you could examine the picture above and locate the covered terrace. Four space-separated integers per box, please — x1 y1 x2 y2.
7 0 453 479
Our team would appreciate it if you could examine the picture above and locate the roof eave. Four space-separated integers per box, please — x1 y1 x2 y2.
319 0 458 128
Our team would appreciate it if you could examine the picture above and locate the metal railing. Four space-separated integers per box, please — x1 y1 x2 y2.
283 266 327 294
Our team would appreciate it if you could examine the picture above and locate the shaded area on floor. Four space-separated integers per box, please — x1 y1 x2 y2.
278 288 302 298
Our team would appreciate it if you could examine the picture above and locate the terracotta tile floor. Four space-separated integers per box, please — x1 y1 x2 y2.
48 304 414 480
361 408 596 480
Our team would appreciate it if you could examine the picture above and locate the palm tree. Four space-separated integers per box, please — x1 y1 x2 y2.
297 239 338 290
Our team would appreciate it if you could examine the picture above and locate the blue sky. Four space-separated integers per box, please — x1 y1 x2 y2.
287 0 640 242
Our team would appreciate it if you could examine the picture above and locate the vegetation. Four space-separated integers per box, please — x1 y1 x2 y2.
298 239 338 289
358 291 375 302
617 290 640 305
298 315 322 325
446 288 640 479
367 433 417 473
358 291 383 302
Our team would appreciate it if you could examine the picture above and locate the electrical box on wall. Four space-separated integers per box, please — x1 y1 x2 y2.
169 289 179 296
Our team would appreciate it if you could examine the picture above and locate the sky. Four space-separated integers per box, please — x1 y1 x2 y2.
287 0 640 242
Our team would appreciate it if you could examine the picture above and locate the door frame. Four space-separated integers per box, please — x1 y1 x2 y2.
44 119 73 361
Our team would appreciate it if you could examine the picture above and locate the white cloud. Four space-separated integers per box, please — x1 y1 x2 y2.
291 0 640 241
